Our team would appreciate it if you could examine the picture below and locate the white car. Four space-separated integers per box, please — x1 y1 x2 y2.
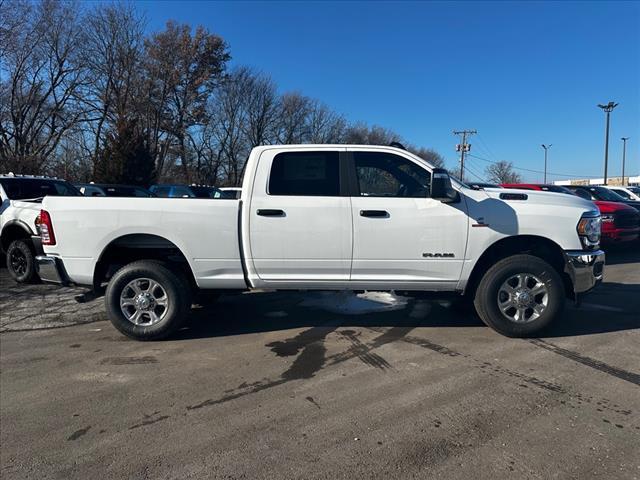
37 144 605 340
0 174 81 282
601 185 640 201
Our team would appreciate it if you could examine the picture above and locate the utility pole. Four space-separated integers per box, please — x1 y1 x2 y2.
597 101 618 185
453 129 476 180
541 144 552 183
621 137 630 186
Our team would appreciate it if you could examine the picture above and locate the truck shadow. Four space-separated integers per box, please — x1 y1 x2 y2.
175 281 639 341
602 246 640 265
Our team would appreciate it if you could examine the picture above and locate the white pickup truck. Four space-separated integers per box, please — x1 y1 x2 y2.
36 145 605 340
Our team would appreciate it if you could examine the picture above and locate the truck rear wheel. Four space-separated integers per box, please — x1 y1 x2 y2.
473 254 565 337
6 239 37 284
105 260 192 341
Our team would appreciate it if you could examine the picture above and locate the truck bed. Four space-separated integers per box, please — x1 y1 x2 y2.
42 197 245 289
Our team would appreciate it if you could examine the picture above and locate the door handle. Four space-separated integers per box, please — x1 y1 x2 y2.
360 210 389 218
257 209 285 217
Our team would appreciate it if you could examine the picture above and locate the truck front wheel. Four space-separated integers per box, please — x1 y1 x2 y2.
473 254 565 337
105 260 192 341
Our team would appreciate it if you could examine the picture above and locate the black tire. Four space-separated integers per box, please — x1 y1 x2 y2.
473 254 565 337
105 260 192 341
6 239 37 283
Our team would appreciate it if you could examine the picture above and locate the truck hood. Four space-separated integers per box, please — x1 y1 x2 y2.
477 187 597 211
462 187 597 250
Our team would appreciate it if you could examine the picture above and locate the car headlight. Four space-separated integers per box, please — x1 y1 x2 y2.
577 212 601 249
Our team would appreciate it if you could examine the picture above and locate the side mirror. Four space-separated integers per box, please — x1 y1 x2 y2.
431 168 459 203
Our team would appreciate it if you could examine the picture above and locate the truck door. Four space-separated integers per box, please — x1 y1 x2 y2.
348 149 468 287
248 148 352 283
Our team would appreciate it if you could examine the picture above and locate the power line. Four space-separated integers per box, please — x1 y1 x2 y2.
464 164 487 182
476 133 500 162
453 129 476 180
467 153 601 179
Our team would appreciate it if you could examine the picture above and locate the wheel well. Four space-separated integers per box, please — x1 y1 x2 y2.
1 224 33 252
465 235 571 298
94 234 196 291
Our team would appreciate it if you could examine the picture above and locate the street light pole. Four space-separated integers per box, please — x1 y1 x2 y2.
597 101 619 185
621 137 630 186
541 144 552 183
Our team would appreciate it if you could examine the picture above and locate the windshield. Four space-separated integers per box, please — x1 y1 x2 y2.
190 186 223 198
0 178 80 200
628 186 640 195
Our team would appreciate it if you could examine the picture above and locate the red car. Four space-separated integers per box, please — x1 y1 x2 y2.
501 183 640 244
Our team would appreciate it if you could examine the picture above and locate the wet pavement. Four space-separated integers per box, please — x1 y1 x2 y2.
1 249 639 479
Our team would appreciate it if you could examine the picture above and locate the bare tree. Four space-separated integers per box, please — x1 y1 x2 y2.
144 21 230 182
208 68 252 185
81 3 145 165
406 146 445 168
0 0 87 173
242 69 278 148
485 160 522 184
275 92 311 144
343 123 402 145
306 99 346 143
1 1 447 185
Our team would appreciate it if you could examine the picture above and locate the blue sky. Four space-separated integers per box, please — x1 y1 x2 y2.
137 0 639 182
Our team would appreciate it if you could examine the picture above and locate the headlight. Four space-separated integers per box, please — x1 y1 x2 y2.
577 212 601 249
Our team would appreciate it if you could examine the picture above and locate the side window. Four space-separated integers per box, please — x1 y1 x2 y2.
354 152 430 198
269 151 340 196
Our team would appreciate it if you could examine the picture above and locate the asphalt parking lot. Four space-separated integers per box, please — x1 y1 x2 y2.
1 249 639 479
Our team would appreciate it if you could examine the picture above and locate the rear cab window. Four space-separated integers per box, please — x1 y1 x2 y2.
268 151 340 196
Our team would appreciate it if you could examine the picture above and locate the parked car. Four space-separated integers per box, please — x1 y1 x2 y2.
75 183 156 197
601 185 640 201
501 183 575 194
0 174 80 282
220 187 242 199
37 145 606 340
561 185 640 244
565 185 640 212
502 184 640 245
149 184 224 199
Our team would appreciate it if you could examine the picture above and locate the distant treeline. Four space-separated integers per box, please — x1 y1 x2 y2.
0 0 445 186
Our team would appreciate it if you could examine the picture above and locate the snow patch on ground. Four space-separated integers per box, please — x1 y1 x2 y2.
299 291 409 315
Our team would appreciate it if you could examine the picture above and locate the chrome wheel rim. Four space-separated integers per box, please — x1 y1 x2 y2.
497 273 548 323
120 278 169 326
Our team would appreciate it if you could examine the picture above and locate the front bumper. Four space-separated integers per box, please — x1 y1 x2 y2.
563 249 605 296
35 255 69 285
